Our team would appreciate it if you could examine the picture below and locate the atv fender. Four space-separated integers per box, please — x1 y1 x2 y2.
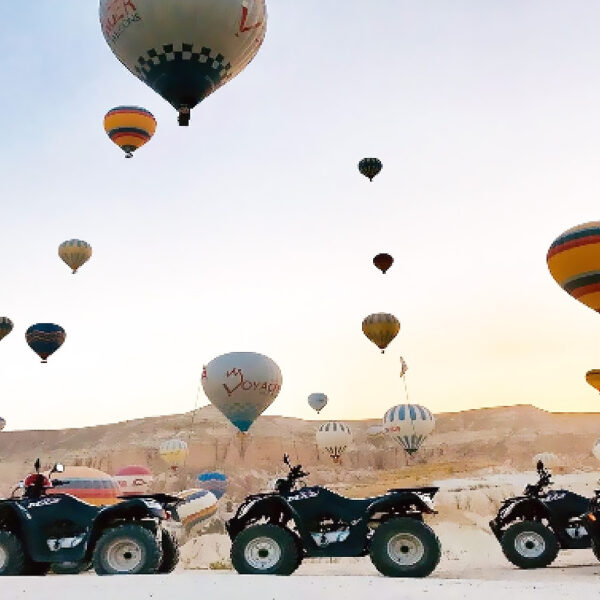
367 492 436 519
0 503 27 538
227 496 300 539
84 498 165 561
496 498 552 530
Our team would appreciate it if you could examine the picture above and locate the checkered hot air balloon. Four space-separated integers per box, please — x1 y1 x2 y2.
58 239 92 274
99 0 268 126
104 106 157 158
547 221 600 314
383 404 435 456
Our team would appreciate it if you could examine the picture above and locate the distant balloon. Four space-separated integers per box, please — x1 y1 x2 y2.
25 324 66 363
308 393 328 414
586 370 600 393
197 472 228 500
99 0 268 126
373 253 393 274
0 317 13 342
383 404 435 455
593 440 600 461
104 106 157 158
159 439 189 471
202 352 282 433
173 489 218 532
399 356 408 378
316 421 352 464
362 313 400 353
0 417 5 431
58 239 92 274
114 465 153 496
533 452 559 468
547 221 600 313
358 158 382 181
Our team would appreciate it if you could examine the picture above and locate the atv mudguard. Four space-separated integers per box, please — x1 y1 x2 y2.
366 490 438 519
490 497 553 540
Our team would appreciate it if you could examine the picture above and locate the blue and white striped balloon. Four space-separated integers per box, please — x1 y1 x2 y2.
383 404 435 455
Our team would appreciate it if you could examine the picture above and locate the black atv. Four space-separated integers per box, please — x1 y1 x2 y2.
226 454 441 577
0 459 181 576
489 460 597 568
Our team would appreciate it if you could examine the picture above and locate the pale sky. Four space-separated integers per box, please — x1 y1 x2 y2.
1 1 600 431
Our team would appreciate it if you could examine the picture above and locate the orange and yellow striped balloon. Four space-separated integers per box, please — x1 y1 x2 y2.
547 221 600 313
586 370 600 393
103 106 156 158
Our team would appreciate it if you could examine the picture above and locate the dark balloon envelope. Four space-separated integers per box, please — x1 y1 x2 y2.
373 253 394 274
358 158 382 181
25 324 66 363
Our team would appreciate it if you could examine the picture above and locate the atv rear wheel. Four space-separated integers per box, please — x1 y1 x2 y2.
501 520 559 569
231 524 299 575
158 529 180 574
369 517 441 577
0 531 26 576
93 524 162 575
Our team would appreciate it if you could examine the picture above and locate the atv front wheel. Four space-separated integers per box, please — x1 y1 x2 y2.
231 524 299 575
0 531 26 576
93 524 162 575
158 529 180 574
369 517 441 577
501 520 559 569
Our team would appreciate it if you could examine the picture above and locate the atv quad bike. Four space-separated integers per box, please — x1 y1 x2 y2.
0 459 181 576
489 460 598 569
227 454 441 577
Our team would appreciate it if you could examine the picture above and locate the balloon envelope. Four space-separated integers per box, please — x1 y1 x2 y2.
104 106 156 157
99 0 267 125
47 466 120 506
586 370 600 392
0 417 5 431
202 352 282 433
25 324 66 363
159 439 189 470
383 404 435 455
362 313 400 353
173 489 218 531
358 158 382 181
373 253 393 274
547 221 600 313
0 317 13 342
114 465 153 496
197 472 228 499
316 421 352 463
58 239 92 274
308 393 328 413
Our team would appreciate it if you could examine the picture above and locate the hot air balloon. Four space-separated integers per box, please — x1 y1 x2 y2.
316 421 352 464
25 324 66 363
533 452 559 468
0 417 5 431
547 221 600 313
308 393 328 414
58 239 92 274
114 465 153 496
399 356 408 378
173 489 218 532
104 106 157 158
47 466 120 506
593 440 600 461
358 158 382 181
373 253 393 274
0 317 13 342
362 313 400 353
586 370 600 393
159 439 189 471
383 404 435 455
201 352 282 433
197 472 228 499
99 0 268 126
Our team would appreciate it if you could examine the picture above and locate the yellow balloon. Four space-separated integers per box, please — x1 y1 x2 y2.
362 313 400 353
159 438 189 471
58 239 92 274
586 370 600 393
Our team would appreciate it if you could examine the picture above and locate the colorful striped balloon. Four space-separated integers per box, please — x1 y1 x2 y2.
25 323 66 363
173 489 218 532
47 466 120 506
104 106 157 158
547 221 600 313
383 403 435 455
58 239 92 274
114 465 153 496
197 472 227 499
0 317 13 342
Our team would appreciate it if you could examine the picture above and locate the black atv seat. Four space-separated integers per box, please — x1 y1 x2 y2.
388 486 439 496
315 489 374 521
